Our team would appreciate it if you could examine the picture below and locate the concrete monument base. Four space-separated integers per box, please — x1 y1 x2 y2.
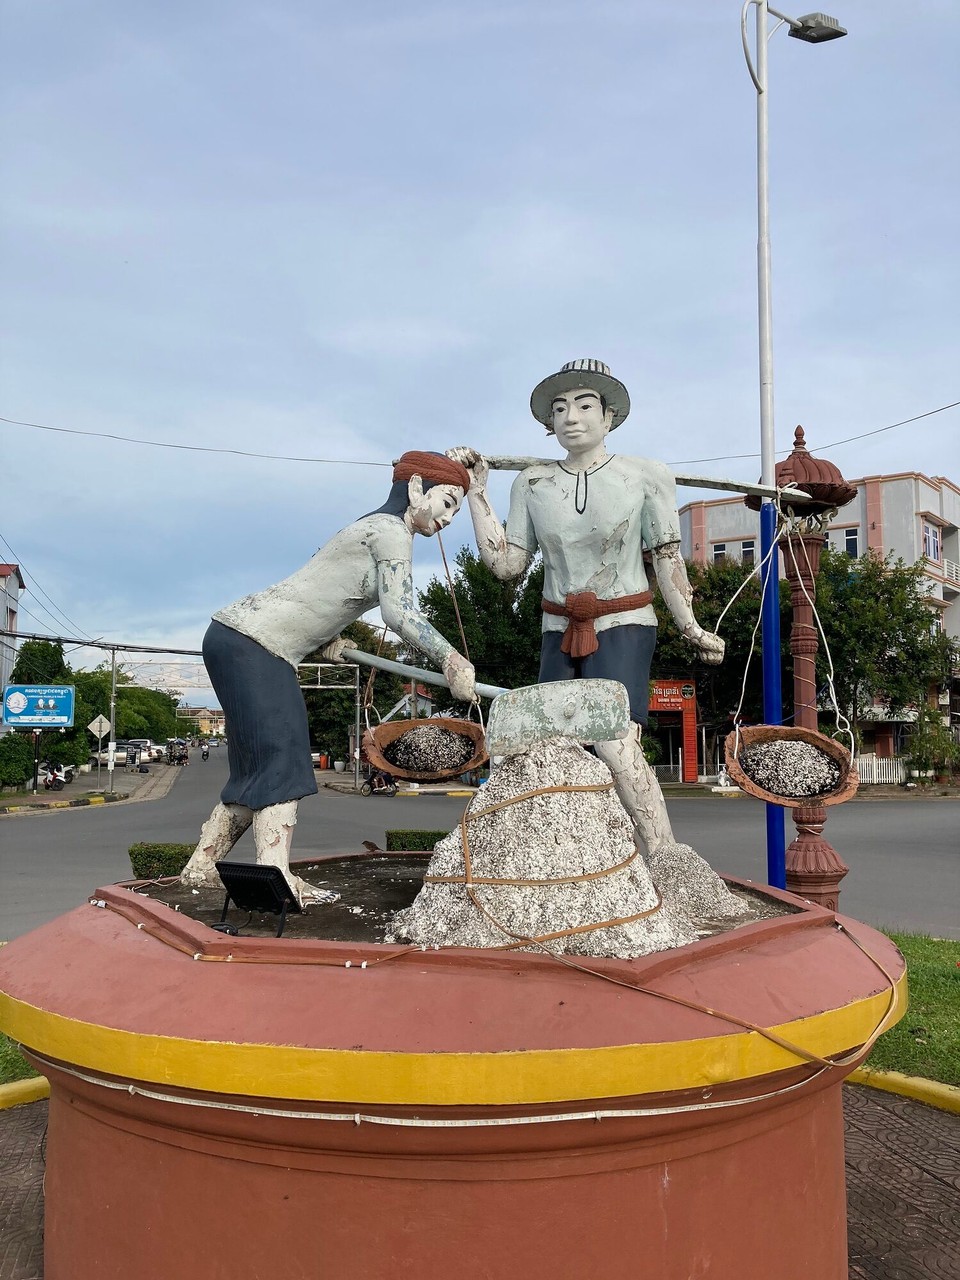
0 870 904 1280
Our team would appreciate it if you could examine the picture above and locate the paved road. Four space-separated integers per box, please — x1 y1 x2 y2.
1 753 957 940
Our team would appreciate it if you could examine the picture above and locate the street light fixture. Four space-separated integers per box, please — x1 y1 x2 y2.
740 0 846 889
788 12 847 43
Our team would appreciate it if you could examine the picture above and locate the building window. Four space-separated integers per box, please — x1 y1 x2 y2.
740 540 755 565
712 543 727 563
923 522 941 563
844 528 858 559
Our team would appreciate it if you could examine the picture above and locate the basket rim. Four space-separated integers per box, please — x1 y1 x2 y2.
362 717 489 782
724 725 859 808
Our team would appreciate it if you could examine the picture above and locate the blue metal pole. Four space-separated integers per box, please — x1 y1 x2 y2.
760 501 785 887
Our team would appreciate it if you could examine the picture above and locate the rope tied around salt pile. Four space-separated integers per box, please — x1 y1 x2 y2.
424 781 663 947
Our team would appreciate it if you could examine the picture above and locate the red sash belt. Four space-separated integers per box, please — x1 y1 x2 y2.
541 590 654 659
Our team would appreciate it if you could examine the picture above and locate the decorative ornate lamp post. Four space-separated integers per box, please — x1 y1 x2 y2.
749 425 857 907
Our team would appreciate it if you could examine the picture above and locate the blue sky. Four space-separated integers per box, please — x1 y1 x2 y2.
2 0 958 700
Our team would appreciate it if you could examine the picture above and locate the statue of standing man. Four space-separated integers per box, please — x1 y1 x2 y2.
452 359 738 909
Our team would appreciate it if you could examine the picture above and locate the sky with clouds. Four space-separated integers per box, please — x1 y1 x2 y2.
2 0 958 701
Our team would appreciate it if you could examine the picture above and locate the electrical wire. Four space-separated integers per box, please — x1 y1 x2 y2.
0 414 391 467
671 400 960 467
2 399 957 472
0 528 96 640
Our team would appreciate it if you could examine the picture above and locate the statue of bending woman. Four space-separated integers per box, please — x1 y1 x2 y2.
180 451 475 903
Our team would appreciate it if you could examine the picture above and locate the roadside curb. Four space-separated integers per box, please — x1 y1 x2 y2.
0 792 125 815
849 1066 960 1114
0 1075 49 1109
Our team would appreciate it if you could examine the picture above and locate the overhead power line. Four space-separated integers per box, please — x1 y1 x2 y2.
0 415 390 467
2 400 958 471
0 527 97 640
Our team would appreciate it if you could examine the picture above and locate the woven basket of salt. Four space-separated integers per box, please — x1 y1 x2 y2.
724 725 859 808
362 717 489 783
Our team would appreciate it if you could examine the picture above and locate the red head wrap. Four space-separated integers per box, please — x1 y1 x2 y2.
392 451 470 493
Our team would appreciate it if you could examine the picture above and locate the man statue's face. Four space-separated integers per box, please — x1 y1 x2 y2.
550 388 614 451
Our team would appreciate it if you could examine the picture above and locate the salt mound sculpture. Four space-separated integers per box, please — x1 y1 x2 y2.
388 738 699 958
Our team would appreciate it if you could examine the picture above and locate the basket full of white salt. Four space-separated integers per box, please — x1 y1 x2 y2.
362 717 489 783
724 725 859 808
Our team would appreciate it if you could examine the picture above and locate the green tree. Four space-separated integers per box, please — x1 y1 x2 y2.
10 640 90 768
415 547 545 710
651 558 791 760
815 548 956 746
11 639 70 684
0 733 35 788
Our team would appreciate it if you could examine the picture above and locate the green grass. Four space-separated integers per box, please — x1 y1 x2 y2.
864 931 960 1087
0 1031 38 1084
2 932 957 1088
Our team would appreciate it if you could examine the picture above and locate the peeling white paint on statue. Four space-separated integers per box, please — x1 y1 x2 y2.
180 451 475 905
448 359 735 920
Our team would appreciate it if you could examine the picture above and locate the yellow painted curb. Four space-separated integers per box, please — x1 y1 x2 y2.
850 1066 960 1114
396 791 421 797
87 795 106 805
0 1075 50 1109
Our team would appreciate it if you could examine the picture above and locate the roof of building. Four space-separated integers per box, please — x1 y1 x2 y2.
0 565 26 589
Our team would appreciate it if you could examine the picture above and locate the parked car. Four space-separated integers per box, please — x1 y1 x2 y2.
89 741 129 766
129 739 164 761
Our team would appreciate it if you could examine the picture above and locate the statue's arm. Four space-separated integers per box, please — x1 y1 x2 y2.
651 543 725 666
446 448 533 581
376 558 476 700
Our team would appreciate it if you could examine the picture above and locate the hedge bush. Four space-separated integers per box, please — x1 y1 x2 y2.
0 733 35 788
128 842 195 879
384 830 448 852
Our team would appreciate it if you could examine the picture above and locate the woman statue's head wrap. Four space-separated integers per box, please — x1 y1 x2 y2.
392 451 471 492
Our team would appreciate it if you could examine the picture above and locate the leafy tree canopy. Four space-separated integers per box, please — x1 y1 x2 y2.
814 547 956 743
4 642 184 769
415 547 545 712
651 558 791 736
10 639 70 684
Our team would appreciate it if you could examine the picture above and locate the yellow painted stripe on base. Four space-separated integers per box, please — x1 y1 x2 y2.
0 975 905 1106
850 1066 960 1114
0 1076 50 1109
87 796 105 805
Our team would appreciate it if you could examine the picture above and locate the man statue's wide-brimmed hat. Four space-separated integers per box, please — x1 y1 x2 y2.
530 358 631 431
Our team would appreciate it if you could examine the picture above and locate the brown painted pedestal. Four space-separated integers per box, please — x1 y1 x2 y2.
0 875 904 1280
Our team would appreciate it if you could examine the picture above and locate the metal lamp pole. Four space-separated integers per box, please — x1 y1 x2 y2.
741 2 846 888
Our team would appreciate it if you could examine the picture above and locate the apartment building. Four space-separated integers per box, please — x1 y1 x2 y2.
0 564 25 702
679 470 960 752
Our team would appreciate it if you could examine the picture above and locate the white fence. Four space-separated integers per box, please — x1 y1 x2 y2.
854 755 906 786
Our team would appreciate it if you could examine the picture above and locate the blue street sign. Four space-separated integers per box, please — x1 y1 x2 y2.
2 684 76 728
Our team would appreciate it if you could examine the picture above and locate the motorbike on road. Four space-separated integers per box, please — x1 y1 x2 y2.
40 763 74 791
360 769 398 798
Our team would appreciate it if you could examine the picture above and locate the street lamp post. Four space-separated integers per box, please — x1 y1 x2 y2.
740 2 846 888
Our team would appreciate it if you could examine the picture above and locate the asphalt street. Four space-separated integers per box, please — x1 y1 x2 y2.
0 751 957 940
